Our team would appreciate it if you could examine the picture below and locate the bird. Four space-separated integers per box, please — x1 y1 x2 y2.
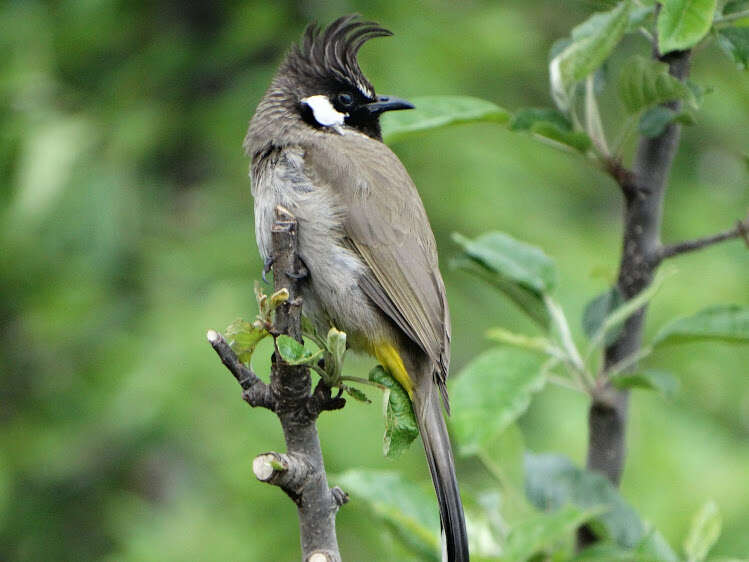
245 15 469 562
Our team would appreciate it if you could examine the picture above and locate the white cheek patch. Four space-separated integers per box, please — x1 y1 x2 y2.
301 95 347 128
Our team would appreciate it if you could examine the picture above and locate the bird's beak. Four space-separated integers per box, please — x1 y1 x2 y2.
361 95 414 116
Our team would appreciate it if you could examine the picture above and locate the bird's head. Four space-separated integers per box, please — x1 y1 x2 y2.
275 15 413 140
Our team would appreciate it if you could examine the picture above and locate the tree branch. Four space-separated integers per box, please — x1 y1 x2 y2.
653 215 749 263
579 46 693 549
206 330 275 409
208 207 346 562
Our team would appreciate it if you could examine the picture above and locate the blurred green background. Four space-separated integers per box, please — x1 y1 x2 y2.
1 0 747 560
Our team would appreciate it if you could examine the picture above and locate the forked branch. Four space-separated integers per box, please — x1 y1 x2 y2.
207 207 347 562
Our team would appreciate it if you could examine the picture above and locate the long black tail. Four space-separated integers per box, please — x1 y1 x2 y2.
414 386 469 562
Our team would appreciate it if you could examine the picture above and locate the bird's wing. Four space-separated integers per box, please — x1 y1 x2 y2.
304 132 450 393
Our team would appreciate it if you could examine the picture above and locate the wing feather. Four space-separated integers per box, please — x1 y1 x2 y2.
304 132 450 392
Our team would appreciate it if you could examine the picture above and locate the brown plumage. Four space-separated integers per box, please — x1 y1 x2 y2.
245 16 469 561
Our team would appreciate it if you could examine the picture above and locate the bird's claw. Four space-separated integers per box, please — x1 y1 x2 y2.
262 256 274 284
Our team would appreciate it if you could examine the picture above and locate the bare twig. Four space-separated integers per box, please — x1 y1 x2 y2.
653 216 749 263
208 207 346 561
206 330 275 409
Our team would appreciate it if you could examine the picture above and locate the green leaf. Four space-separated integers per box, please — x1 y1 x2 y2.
618 56 696 113
224 318 268 363
657 0 717 53
638 106 678 137
582 287 624 341
501 504 603 562
653 304 749 347
550 2 630 110
724 0 749 14
478 423 527 493
452 232 557 295
275 334 322 365
717 28 749 69
524 453 678 560
344 385 371 403
722 0 749 25
510 107 572 132
530 121 593 153
452 256 551 328
369 366 419 459
684 500 721 562
452 231 556 328
628 5 656 31
325 326 347 378
574 542 638 561
381 95 510 144
335 469 440 561
450 348 546 453
611 369 680 397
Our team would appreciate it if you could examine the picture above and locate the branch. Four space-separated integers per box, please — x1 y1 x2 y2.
578 44 693 549
208 207 346 562
206 330 275 409
653 215 749 263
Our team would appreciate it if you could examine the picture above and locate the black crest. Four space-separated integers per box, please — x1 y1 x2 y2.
282 15 392 99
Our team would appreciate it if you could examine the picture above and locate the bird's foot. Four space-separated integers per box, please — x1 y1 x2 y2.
262 256 274 284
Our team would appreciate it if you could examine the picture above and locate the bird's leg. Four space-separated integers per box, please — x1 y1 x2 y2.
262 256 274 284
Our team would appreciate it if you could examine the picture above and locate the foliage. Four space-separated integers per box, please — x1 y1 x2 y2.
346 1 749 559
368 366 419 459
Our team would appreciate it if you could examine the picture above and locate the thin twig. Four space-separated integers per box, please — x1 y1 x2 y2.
206 330 275 409
714 9 749 24
654 216 749 263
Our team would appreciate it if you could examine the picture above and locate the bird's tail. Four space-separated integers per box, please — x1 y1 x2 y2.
414 385 469 562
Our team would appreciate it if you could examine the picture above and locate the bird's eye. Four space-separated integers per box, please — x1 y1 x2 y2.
336 93 354 107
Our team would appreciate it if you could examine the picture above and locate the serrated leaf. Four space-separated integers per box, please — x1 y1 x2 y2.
452 231 556 329
369 366 419 459
335 469 440 561
381 95 510 144
530 121 593 153
525 453 679 560
717 27 749 69
510 107 573 132
224 318 268 363
684 500 721 562
452 232 557 295
501 504 603 562
619 56 696 113
582 287 624 341
550 2 630 110
653 304 749 347
450 348 546 453
657 0 717 53
275 334 322 365
344 385 371 403
611 370 680 397
639 106 679 137
452 256 551 329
